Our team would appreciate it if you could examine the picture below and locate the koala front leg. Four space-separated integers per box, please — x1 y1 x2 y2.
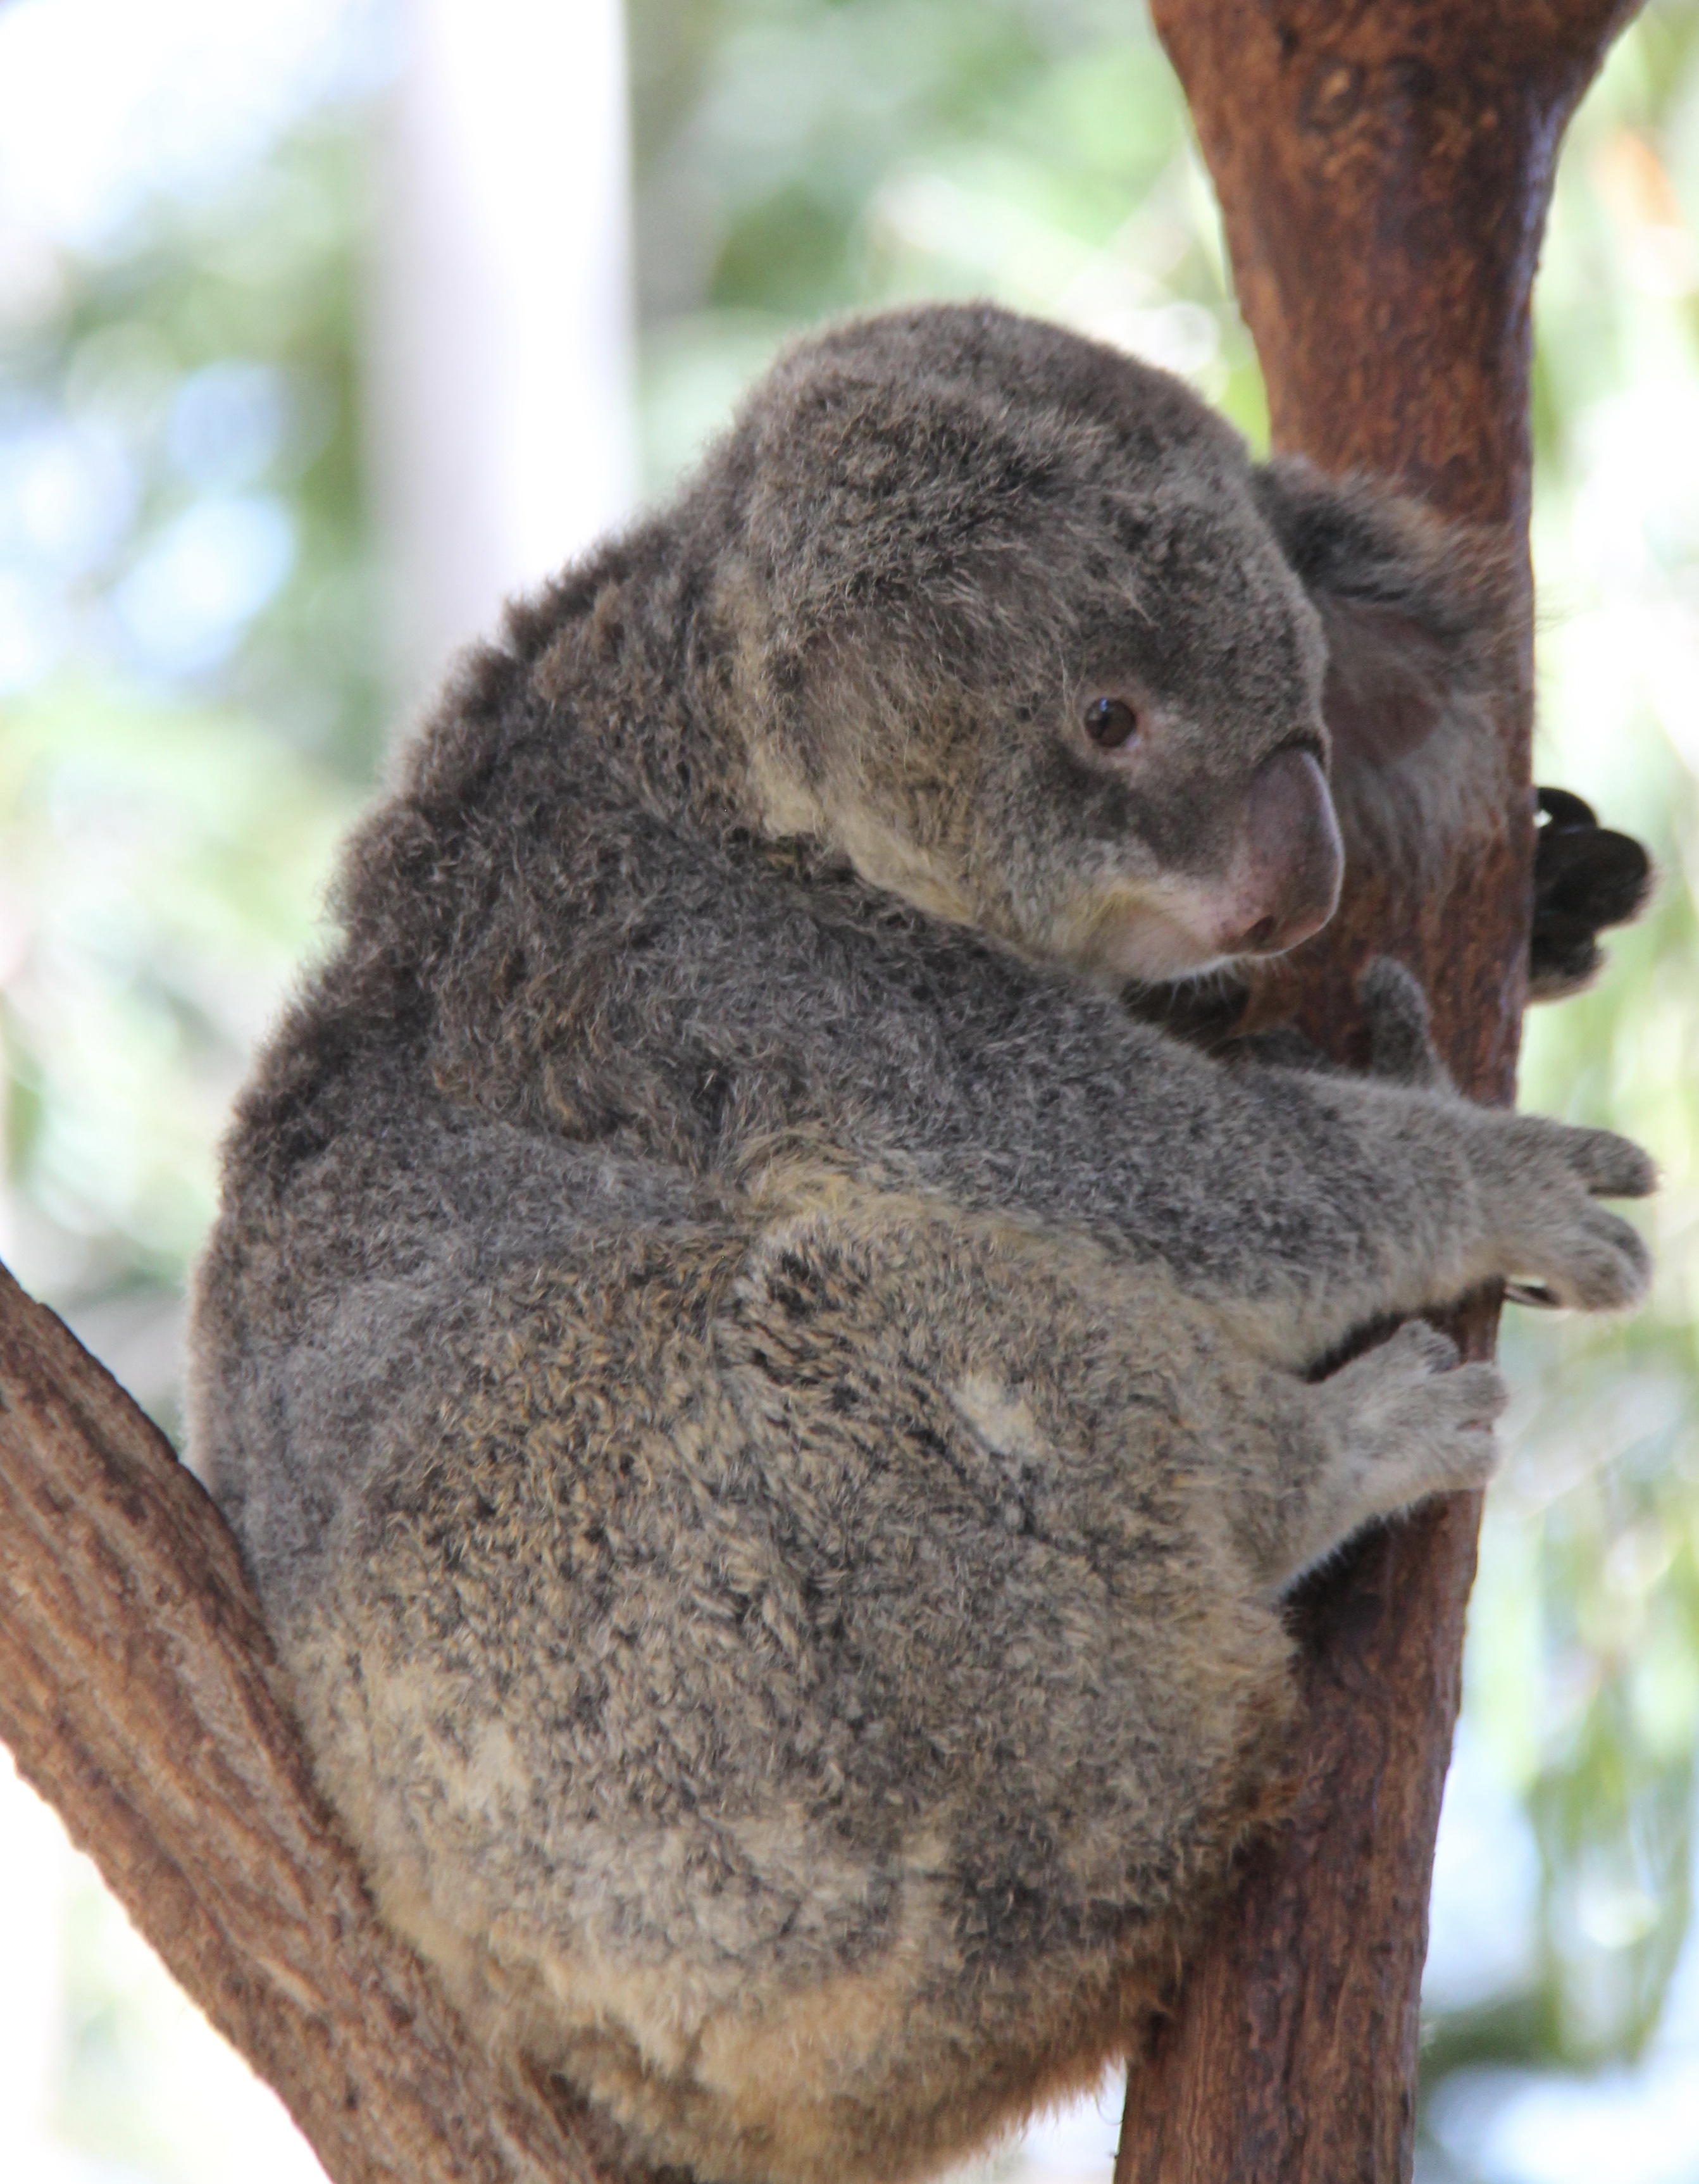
1339 959 1653 1311
1229 959 1654 1364
1355 958 1653 1313
1249 1323 1507 1596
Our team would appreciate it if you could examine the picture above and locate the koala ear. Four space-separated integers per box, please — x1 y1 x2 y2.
1249 454 1521 873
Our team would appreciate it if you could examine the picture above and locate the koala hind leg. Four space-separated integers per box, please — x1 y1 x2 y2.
1254 1323 1505 1596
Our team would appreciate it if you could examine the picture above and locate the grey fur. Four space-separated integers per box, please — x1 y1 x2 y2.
187 304 1652 2184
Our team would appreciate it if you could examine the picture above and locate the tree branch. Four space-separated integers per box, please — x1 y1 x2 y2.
0 1258 631 2184
1117 4 1642 2178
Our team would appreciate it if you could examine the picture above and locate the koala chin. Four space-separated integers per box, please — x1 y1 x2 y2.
187 303 1653 2184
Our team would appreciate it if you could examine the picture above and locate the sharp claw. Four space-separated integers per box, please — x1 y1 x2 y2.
1504 1278 1562 1310
1535 785 1599 831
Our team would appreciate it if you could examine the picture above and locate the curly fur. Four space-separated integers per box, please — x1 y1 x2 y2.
187 304 1652 2184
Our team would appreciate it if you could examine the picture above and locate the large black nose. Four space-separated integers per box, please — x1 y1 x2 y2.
1226 747 1343 956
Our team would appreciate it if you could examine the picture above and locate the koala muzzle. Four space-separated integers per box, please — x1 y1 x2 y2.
1223 745 1343 956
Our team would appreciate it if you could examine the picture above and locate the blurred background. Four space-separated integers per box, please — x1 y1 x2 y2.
0 0 1696 2178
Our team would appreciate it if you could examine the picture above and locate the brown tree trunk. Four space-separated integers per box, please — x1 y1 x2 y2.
0 1260 637 2184
1116 5 1641 2180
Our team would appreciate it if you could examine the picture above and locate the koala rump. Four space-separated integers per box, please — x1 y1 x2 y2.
188 303 1653 2184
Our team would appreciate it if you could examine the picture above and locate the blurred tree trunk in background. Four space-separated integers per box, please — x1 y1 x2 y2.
370 0 638 710
1116 4 1642 2178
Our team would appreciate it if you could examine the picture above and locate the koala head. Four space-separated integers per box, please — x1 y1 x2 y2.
702 303 1509 985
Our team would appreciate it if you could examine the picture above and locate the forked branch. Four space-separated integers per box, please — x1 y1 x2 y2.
0 1259 624 2184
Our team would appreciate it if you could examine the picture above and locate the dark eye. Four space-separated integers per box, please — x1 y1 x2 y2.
1085 696 1140 750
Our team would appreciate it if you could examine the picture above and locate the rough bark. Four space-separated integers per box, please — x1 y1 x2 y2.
1116 5 1641 2180
0 1259 634 2184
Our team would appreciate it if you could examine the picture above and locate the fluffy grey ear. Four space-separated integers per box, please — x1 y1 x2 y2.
1249 457 1521 875
1250 458 1653 1002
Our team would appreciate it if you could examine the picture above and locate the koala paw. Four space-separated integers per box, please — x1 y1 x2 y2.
1529 786 1653 1004
1326 1321 1506 1504
1278 1323 1505 1591
1481 1114 1656 1312
1358 958 1451 1090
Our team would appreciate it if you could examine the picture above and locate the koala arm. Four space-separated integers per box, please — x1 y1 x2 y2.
1248 1059 1651 1357
535 852 1650 1374
1027 954 1647 1361
909 1002 1652 1369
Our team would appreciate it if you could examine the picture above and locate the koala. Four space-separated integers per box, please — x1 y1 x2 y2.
187 303 1654 2184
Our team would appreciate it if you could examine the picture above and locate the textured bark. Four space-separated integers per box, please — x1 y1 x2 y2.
0 1259 634 2184
1116 4 1641 2180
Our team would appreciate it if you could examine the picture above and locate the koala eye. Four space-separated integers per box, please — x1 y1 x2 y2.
1085 696 1141 751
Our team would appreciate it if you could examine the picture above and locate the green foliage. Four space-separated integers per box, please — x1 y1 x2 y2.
627 0 1267 494
0 680 357 1305
0 114 374 1434
2 125 385 773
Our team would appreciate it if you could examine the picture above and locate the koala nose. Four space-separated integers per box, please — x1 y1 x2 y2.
1226 746 1343 956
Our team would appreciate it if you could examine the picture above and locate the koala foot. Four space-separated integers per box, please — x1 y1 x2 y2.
1476 1114 1655 1313
1273 1322 1506 1592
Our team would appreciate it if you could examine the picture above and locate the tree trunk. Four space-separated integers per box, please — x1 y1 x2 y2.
1116 5 1641 2179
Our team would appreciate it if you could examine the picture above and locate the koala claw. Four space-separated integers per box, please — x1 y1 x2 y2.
1530 785 1653 1002
1487 1115 1654 1311
1350 966 1655 1314
1514 1201 1651 1313
1328 1322 1507 1476
1556 1124 1659 1201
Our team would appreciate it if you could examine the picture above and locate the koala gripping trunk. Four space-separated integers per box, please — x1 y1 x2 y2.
1117 4 1643 2182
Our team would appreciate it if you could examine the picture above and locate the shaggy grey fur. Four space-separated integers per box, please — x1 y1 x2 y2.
187 304 1653 2184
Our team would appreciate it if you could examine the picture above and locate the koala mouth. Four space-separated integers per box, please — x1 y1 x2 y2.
1063 886 1318 985
1062 883 1240 982
1065 747 1343 983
